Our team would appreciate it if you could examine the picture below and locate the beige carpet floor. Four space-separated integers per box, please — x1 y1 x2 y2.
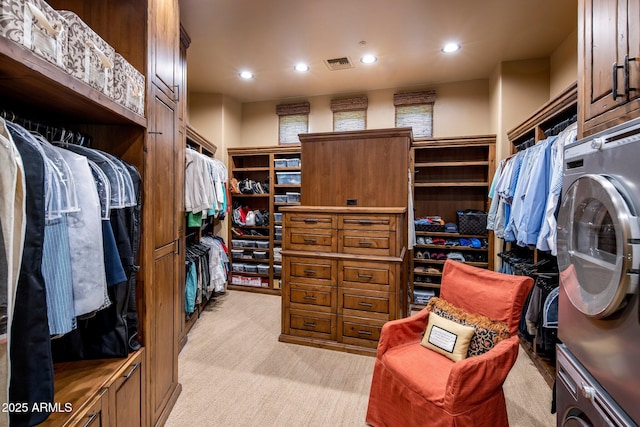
166 290 556 427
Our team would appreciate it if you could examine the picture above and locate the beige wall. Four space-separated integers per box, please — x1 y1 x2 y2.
239 79 491 147
550 27 578 98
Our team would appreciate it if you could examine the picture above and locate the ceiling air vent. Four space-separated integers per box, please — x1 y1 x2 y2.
324 56 354 71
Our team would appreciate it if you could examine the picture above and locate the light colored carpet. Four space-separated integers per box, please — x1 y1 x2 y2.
166 290 556 427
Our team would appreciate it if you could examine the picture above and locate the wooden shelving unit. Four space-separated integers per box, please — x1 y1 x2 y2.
227 145 302 294
410 135 496 311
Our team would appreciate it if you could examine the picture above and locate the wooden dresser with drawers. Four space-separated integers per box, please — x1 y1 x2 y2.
279 206 407 355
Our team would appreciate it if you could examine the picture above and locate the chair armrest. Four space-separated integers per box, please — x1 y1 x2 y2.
444 335 520 412
376 307 431 357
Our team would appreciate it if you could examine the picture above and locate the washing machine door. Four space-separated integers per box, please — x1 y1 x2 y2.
557 174 639 318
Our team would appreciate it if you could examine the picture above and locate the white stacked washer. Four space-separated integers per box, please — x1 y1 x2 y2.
556 117 640 426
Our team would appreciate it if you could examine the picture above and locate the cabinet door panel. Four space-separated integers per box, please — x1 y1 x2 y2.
150 250 178 419
115 359 143 427
583 0 626 120
149 90 178 248
150 0 179 98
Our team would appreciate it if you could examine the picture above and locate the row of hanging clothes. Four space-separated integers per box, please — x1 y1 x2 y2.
498 247 560 359
0 112 142 426
486 117 579 391
486 121 578 256
184 234 229 314
185 146 229 226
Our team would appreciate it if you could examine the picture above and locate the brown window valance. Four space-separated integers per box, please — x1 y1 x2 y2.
276 102 310 116
393 90 436 106
330 96 368 112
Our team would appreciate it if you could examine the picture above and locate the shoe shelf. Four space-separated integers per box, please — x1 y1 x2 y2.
228 145 302 295
410 135 496 311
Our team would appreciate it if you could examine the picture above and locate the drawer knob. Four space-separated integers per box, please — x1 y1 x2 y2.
303 218 318 223
303 322 316 328
358 273 373 280
303 238 317 243
303 295 317 300
358 302 373 308
358 241 374 246
303 269 317 275
358 330 373 336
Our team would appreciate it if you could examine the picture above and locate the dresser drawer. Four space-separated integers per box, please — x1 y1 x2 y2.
285 228 337 252
339 214 396 231
339 230 395 256
285 212 336 229
287 309 335 340
338 288 394 320
289 283 336 313
338 316 385 348
340 260 396 291
286 257 336 286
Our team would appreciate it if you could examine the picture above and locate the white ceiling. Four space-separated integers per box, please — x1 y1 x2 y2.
180 0 578 104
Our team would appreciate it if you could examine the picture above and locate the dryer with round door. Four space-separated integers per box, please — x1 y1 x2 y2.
557 117 640 426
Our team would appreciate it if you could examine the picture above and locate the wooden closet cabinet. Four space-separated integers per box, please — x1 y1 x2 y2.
44 349 145 427
579 0 640 137
149 0 180 101
280 207 407 356
0 0 185 425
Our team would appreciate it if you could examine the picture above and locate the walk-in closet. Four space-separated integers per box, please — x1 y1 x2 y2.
4 1 638 426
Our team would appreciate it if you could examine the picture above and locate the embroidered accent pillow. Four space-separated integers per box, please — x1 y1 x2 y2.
426 297 511 357
420 312 476 362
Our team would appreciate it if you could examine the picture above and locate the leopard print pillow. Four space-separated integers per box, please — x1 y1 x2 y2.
426 297 510 357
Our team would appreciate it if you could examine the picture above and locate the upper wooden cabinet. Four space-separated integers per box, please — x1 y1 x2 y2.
149 0 180 101
299 128 411 208
579 0 640 137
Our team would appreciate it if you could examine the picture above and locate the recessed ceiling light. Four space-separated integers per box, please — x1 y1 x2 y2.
294 63 310 72
239 70 254 79
360 54 377 64
441 43 461 53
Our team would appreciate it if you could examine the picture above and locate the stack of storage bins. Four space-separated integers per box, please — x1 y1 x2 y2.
0 0 145 117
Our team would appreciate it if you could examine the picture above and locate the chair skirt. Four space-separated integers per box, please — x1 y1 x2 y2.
366 358 510 427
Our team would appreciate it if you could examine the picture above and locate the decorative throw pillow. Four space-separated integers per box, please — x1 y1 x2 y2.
421 312 476 362
426 297 511 357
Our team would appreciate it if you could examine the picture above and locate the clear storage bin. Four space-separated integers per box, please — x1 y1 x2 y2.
276 172 301 185
286 192 300 203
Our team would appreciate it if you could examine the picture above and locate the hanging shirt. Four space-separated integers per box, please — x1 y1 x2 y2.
537 123 577 254
55 147 109 316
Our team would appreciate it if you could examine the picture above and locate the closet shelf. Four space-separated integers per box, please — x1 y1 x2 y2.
233 167 270 172
415 231 489 238
413 282 441 289
274 184 301 188
415 161 489 168
415 244 488 252
231 193 270 198
415 259 488 267
0 37 146 127
414 182 488 188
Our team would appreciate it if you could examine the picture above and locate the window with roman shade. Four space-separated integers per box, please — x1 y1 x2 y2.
276 102 310 144
394 90 435 138
331 96 367 132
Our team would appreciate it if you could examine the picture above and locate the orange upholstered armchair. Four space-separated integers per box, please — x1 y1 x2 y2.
366 260 534 427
